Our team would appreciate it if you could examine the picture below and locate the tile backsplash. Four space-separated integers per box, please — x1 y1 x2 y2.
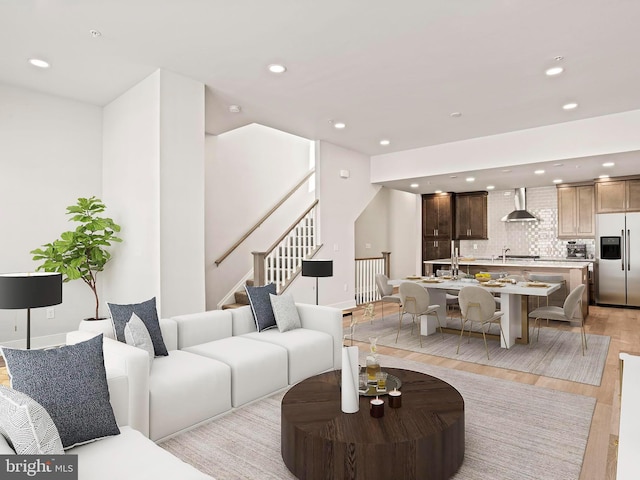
459 186 595 258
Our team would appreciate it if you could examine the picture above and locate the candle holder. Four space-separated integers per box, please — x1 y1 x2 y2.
389 389 402 408
370 396 384 418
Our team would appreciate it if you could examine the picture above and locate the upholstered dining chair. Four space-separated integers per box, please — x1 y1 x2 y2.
398 282 444 347
457 286 508 360
528 283 587 355
375 274 402 323
436 269 459 318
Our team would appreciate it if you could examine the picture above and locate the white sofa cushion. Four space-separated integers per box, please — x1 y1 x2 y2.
184 337 288 407
172 310 233 349
77 427 213 480
148 351 232 441
242 328 333 384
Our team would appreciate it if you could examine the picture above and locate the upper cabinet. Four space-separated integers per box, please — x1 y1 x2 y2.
422 193 453 238
454 191 488 240
557 184 595 238
596 178 640 213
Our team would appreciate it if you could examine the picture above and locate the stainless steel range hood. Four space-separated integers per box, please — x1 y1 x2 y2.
501 188 537 222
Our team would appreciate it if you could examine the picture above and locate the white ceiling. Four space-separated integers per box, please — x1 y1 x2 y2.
2 0 640 190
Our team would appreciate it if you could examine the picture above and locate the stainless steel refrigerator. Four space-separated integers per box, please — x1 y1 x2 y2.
596 212 640 306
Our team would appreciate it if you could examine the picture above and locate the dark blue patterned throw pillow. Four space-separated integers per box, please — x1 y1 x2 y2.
107 297 168 356
245 283 278 332
1 334 120 450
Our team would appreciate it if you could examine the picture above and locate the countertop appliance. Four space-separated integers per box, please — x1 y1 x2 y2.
567 243 587 259
596 213 640 306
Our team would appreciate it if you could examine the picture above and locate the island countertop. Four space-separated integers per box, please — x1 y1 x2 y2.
424 258 592 269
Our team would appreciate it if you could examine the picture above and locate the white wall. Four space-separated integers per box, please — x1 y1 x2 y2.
102 70 206 317
371 109 640 183
313 141 381 309
205 124 314 308
388 189 422 278
0 83 103 347
354 188 389 259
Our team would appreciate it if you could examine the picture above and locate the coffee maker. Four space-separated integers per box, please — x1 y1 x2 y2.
566 242 587 258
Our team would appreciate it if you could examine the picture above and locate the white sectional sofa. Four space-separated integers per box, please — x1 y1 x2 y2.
0 365 213 480
70 303 342 442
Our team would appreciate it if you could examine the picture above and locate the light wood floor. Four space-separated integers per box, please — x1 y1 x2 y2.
344 301 639 480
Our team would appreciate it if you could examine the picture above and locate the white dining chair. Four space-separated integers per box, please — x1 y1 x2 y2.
457 286 508 360
528 284 587 355
375 273 402 323
398 282 444 347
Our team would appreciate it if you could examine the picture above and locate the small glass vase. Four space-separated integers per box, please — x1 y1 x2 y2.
366 336 380 381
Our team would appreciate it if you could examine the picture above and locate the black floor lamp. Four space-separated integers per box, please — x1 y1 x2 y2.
0 272 63 349
302 259 333 305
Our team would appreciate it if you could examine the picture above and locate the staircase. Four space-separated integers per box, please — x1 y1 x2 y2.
220 202 321 309
221 279 253 310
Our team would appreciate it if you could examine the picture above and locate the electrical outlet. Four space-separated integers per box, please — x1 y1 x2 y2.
344 283 348 292
46 307 55 319
333 243 339 251
473 244 478 250
365 243 371 249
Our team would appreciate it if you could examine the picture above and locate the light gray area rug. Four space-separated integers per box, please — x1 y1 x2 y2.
348 314 610 386
160 354 595 480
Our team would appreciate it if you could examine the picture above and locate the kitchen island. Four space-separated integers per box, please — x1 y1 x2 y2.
424 258 591 317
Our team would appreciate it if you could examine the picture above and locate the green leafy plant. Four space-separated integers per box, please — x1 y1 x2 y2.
31 196 122 320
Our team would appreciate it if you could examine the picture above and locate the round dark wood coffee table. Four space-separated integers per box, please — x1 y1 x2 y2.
281 367 464 480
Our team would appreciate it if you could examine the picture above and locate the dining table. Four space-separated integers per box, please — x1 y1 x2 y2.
390 277 562 347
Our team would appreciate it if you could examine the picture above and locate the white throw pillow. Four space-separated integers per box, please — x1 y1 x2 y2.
0 385 64 455
124 313 155 371
269 293 302 332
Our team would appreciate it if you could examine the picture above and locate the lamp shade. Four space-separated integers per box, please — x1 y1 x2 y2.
301 259 333 278
0 272 63 309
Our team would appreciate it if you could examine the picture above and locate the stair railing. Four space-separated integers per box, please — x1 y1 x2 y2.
253 200 320 292
355 252 391 305
214 170 315 267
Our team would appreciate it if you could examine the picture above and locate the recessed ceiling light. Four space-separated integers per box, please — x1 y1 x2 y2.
504 191 512 196
333 122 346 129
89 29 102 38
434 190 443 194
501 169 511 173
535 169 545 175
450 112 462 118
602 162 615 167
545 66 564 76
379 139 390 146
466 177 475 182
268 64 287 74
563 102 578 110
553 179 563 184
449 175 457 179
553 163 564 167
599 175 610 179
28 58 50 69
228 105 241 113
410 183 419 188
486 185 495 190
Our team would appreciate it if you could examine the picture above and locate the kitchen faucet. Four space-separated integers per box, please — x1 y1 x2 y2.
502 246 510 262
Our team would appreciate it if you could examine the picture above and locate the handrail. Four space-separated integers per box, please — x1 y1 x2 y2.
214 170 315 266
263 200 319 254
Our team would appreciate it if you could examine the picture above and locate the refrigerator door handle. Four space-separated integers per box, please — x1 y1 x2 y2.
628 229 631 271
622 229 625 271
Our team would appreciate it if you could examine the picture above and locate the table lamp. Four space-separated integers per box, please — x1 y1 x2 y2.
301 259 333 305
0 272 63 349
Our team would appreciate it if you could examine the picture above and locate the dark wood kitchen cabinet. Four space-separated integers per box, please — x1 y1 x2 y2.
422 193 453 271
422 193 452 238
455 191 488 240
